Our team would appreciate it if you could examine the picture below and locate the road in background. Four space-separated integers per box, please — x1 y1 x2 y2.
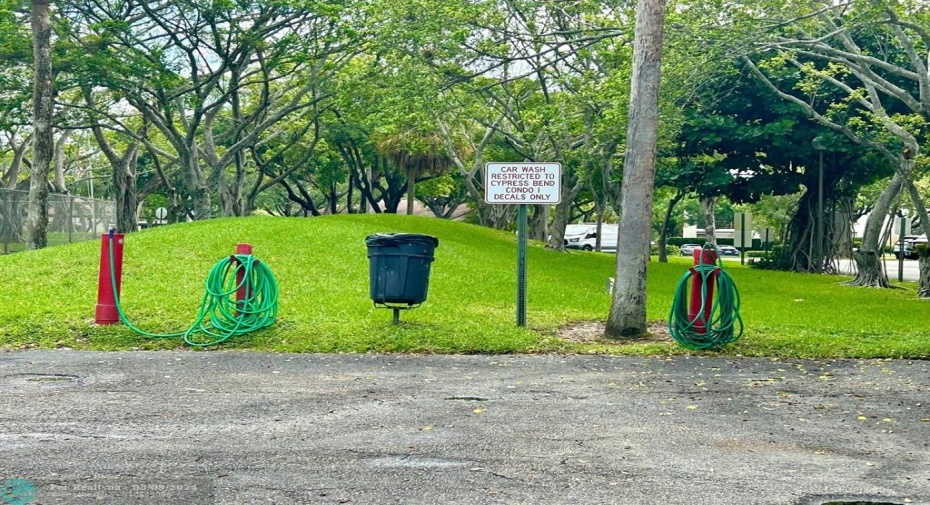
707 255 921 283
835 258 920 282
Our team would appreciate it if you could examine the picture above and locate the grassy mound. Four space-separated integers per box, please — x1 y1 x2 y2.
1 214 927 358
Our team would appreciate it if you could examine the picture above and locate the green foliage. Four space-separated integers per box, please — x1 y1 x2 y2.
746 245 786 269
677 197 736 229
0 215 928 359
415 172 467 213
0 0 31 128
655 244 680 256
0 0 29 61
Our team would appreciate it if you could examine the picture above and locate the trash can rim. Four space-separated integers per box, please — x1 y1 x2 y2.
365 233 439 248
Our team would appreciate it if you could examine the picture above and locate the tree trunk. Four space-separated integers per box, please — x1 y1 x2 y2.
182 150 211 220
834 198 855 259
229 150 247 216
591 178 607 252
528 205 548 241
346 171 355 214
700 196 716 246
26 0 53 250
602 150 621 218
844 172 903 287
605 0 666 339
547 178 586 249
52 131 71 193
330 182 338 214
3 136 29 189
779 189 821 272
406 168 416 215
917 249 930 297
658 190 683 263
903 169 930 296
850 250 896 288
93 126 140 233
547 198 571 250
113 152 138 233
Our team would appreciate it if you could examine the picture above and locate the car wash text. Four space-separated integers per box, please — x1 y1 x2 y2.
484 162 562 204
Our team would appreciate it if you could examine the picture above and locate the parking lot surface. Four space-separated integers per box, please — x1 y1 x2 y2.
1 350 928 504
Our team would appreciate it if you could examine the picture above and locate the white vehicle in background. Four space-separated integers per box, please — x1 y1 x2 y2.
894 234 928 260
563 223 619 252
679 244 701 256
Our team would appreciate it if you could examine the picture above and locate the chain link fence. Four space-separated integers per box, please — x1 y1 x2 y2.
0 189 116 254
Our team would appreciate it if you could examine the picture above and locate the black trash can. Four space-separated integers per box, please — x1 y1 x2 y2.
365 233 439 307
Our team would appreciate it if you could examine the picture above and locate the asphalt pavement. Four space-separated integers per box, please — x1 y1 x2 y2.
1 350 928 505
834 258 921 282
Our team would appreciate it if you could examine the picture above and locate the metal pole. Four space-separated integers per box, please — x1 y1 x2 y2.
898 213 905 282
816 150 824 273
68 194 74 244
740 212 746 265
235 243 253 315
89 165 96 234
516 204 527 327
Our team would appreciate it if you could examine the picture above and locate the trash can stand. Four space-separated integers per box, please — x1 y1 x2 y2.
365 233 439 324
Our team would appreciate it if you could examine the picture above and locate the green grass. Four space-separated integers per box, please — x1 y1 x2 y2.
2 231 97 253
1 214 927 358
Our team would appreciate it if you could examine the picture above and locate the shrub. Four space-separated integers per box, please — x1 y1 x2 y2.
653 244 680 256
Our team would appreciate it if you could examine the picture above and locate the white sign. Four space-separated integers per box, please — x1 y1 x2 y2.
155 207 168 220
734 211 753 248
484 162 562 204
894 215 912 236
762 227 776 244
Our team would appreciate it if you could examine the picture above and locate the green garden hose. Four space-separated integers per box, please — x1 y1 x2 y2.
667 244 743 350
108 234 279 347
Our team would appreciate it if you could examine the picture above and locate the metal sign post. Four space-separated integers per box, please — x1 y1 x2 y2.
896 210 910 282
516 204 528 326
734 211 752 265
763 227 775 253
899 215 905 282
484 162 561 327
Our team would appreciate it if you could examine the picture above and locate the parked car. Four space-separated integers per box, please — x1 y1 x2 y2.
718 245 739 256
679 244 700 256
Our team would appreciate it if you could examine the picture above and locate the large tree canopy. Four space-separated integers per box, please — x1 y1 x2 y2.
6 0 928 304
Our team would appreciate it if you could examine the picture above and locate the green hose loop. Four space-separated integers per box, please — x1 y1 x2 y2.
108 236 278 347
667 243 743 350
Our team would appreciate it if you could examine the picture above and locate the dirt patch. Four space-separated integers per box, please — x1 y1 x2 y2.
556 320 673 346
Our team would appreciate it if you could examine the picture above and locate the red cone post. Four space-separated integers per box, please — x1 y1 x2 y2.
95 231 124 325
235 243 253 310
688 247 718 335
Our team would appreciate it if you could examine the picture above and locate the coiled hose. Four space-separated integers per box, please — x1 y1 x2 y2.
108 233 278 347
667 244 743 350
